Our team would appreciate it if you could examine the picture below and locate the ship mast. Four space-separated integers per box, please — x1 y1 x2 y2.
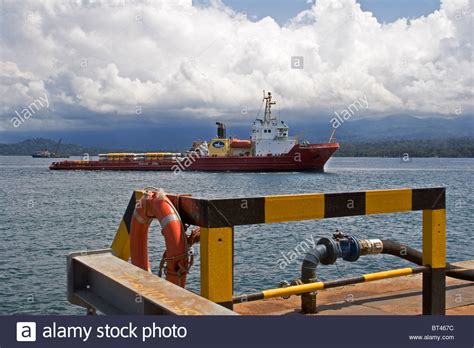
263 91 276 122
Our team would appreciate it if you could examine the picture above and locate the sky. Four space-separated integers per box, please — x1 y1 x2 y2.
0 0 472 145
218 0 442 24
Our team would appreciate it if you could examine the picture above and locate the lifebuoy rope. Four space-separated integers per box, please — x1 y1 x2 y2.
139 188 200 285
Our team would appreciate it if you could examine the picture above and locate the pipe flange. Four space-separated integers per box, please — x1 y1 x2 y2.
317 237 338 265
344 235 361 262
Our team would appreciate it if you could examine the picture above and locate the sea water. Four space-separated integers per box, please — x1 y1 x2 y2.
0 156 472 314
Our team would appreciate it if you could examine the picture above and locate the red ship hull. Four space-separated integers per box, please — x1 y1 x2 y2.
49 143 339 172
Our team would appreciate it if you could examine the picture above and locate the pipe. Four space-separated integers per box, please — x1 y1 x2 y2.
301 234 473 313
300 244 327 313
300 231 362 313
233 266 427 304
216 122 226 139
381 240 474 281
234 234 472 312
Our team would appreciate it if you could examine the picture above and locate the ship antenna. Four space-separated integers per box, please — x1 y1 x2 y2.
255 90 265 120
263 91 276 122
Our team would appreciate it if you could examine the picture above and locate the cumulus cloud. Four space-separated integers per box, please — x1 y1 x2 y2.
0 0 472 131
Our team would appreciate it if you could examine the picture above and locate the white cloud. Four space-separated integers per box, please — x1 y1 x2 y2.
0 0 472 131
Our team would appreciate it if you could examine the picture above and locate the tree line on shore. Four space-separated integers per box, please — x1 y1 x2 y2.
0 137 473 158
334 138 474 158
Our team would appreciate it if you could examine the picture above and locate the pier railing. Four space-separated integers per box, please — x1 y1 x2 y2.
111 187 446 315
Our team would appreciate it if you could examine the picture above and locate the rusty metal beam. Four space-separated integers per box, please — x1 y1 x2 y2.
67 250 237 315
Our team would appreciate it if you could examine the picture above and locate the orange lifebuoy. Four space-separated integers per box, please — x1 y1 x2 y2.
130 190 189 287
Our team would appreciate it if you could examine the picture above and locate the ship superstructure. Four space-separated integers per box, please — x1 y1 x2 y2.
251 92 296 156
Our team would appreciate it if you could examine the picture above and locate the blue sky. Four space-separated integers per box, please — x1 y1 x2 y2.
215 0 441 24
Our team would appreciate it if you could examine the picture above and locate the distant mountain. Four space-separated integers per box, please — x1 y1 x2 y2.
0 115 472 151
0 138 110 156
335 138 474 158
331 115 474 142
0 138 187 156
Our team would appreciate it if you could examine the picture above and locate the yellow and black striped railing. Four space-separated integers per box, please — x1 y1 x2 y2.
233 266 428 303
111 187 446 315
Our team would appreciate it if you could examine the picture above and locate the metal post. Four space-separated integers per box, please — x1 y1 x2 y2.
422 209 446 315
200 227 234 309
111 190 144 260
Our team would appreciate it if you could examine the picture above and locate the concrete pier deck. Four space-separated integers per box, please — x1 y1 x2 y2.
234 261 474 315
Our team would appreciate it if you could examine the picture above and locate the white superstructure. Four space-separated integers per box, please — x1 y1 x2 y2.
251 92 297 156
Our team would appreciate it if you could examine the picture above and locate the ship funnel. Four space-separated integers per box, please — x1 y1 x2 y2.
216 122 226 139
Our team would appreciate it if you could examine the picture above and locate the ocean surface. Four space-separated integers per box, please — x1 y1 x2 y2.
0 156 472 314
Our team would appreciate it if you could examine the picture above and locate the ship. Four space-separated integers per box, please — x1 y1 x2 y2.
49 92 339 172
32 139 69 158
